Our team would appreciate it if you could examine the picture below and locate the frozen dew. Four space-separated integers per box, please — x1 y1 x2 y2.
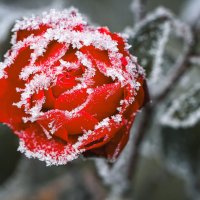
149 21 171 85
94 118 110 130
18 139 82 166
112 114 122 123
126 7 173 39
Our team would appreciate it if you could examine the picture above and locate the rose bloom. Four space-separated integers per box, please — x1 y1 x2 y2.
0 8 148 165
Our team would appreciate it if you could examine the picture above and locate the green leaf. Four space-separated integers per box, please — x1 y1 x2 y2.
128 8 172 82
161 84 200 128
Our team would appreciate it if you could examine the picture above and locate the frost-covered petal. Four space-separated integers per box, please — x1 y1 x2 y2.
83 124 132 161
84 83 124 120
55 88 88 111
65 111 99 135
17 124 81 166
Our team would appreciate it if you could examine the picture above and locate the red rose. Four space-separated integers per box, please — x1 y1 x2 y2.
0 8 148 165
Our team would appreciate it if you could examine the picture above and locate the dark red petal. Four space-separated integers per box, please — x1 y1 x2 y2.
18 124 79 165
110 33 128 55
80 45 110 66
61 46 78 62
73 24 84 32
97 27 128 56
78 120 123 150
55 88 88 111
66 111 98 135
16 24 50 42
83 122 133 161
98 27 110 35
31 90 45 106
43 88 56 110
83 83 123 120
92 68 113 87
52 73 78 97
122 79 149 120
105 124 132 160
35 41 66 65
0 78 10 122
53 126 68 142
122 86 139 119
6 47 33 80
37 110 68 142
0 47 32 129
68 67 83 77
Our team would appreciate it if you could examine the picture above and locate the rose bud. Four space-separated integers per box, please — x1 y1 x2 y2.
0 8 149 165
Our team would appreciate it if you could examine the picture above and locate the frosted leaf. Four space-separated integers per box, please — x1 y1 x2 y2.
171 19 193 46
152 19 193 98
161 84 200 128
149 21 171 85
126 7 172 82
126 6 193 97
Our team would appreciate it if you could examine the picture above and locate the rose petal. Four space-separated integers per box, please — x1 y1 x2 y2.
78 119 123 151
80 45 110 66
0 78 10 122
37 110 68 141
83 123 132 161
98 27 128 56
65 111 98 135
61 46 78 63
105 125 131 160
31 90 45 105
35 41 66 65
16 24 50 42
6 47 33 80
52 73 78 97
0 47 32 129
43 88 56 111
55 88 88 111
17 124 81 166
122 79 149 119
83 83 123 120
92 68 113 87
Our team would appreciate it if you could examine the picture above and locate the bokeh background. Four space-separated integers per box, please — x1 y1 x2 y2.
0 0 200 200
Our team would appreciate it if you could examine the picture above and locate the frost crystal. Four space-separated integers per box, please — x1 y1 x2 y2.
149 21 171 85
